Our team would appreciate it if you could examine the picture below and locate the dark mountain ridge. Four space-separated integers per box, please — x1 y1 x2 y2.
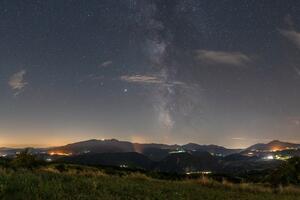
245 140 300 152
1 139 299 174
182 143 241 156
48 139 240 156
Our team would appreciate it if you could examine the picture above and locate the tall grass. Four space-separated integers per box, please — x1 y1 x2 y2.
0 165 299 200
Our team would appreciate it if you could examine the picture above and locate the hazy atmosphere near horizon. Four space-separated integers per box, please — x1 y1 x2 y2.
1 0 300 148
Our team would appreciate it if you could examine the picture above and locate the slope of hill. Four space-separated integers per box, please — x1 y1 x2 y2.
156 152 220 173
51 139 135 154
59 152 153 170
182 143 241 156
245 140 300 152
220 155 282 174
141 147 171 161
58 150 224 174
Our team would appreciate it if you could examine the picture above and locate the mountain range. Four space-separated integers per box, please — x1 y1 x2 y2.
0 139 299 174
46 139 300 173
47 139 242 156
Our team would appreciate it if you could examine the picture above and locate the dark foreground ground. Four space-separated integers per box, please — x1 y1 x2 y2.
0 165 299 200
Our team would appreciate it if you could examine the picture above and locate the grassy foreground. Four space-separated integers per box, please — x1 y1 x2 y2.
0 166 299 200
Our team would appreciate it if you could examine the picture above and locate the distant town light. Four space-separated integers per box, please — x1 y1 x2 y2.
266 155 274 160
186 171 212 175
49 151 72 156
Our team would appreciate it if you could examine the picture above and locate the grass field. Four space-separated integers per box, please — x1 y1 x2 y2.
0 165 299 200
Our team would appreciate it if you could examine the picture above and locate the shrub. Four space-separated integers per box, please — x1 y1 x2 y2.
55 164 67 172
267 157 300 187
10 149 41 169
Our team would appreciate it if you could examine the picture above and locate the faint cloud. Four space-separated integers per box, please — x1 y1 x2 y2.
120 74 186 87
279 29 300 49
99 60 113 68
293 66 300 77
284 14 294 27
195 50 251 66
87 74 104 81
120 75 162 84
287 117 300 126
8 70 28 95
232 137 272 142
231 137 246 140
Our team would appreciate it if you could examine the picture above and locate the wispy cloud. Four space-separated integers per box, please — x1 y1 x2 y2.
195 50 251 66
232 137 273 142
8 70 28 95
120 75 162 84
279 29 300 49
231 137 246 141
99 60 113 68
120 74 186 87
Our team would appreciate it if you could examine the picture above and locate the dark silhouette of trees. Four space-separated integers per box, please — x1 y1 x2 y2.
10 149 41 169
267 157 300 186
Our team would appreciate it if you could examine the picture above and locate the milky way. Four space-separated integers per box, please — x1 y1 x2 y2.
126 0 204 136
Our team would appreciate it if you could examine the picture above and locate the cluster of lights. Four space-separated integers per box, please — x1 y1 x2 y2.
264 155 291 161
48 151 72 156
169 150 186 154
266 155 274 160
274 155 291 160
247 146 298 156
186 171 212 175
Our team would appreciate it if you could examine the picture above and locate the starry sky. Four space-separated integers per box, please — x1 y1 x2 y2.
1 0 300 148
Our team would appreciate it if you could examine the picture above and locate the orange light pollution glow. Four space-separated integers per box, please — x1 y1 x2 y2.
48 151 72 156
271 146 287 152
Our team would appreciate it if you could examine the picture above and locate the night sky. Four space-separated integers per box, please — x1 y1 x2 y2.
1 0 300 148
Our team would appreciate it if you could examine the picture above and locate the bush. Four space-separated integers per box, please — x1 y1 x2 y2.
267 157 300 187
10 149 41 169
55 164 67 172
